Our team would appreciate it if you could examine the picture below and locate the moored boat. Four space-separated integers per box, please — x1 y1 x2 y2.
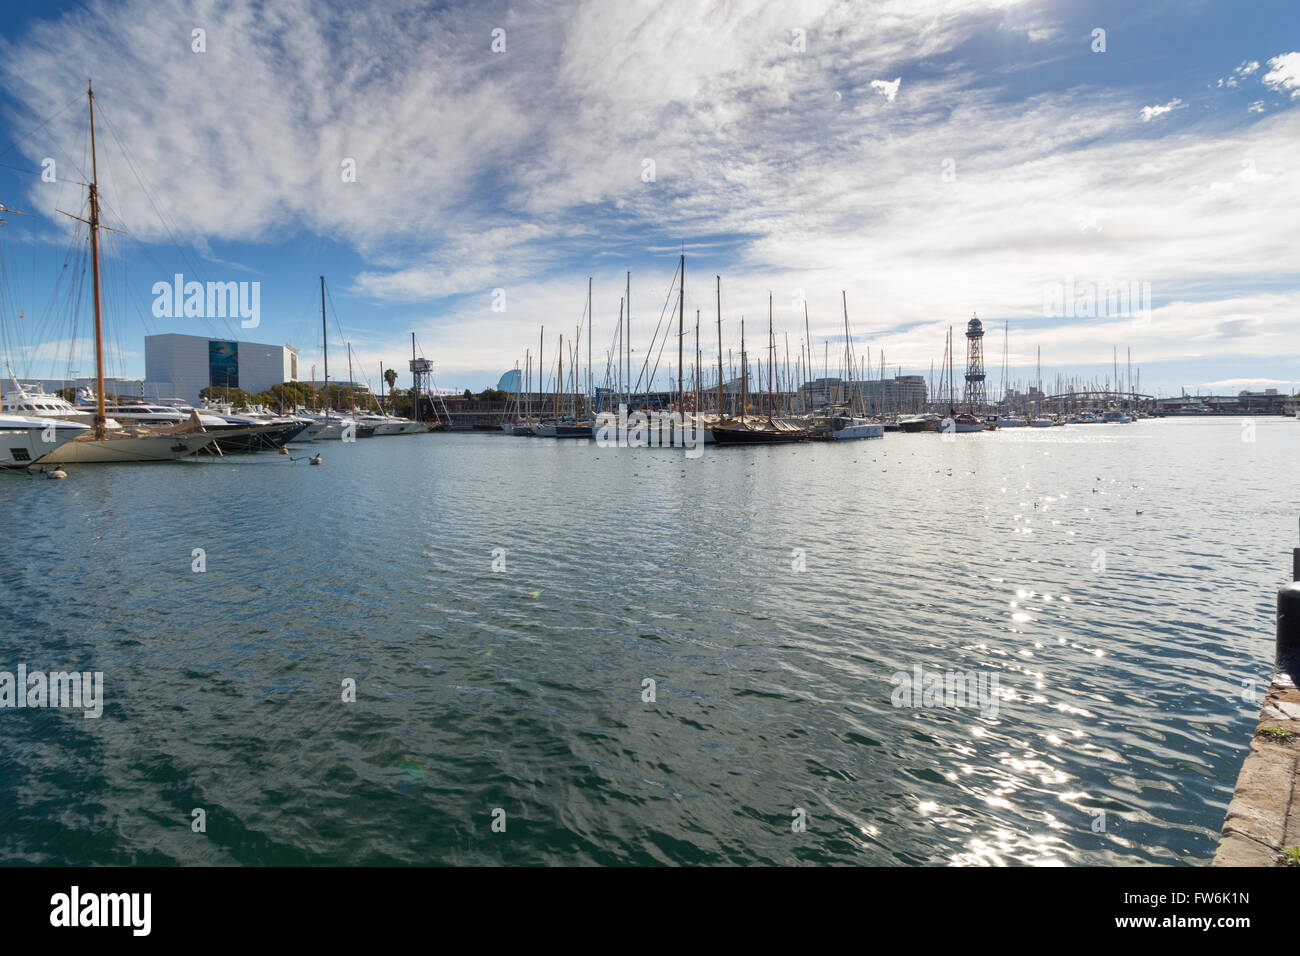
0 414 89 468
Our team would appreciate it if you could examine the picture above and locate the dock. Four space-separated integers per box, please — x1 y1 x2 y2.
1212 571 1300 866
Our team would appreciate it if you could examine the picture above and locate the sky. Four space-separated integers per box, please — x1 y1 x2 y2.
0 0 1297 399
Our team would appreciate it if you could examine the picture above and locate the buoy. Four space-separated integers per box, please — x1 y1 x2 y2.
45 468 67 480
310 454 323 466
279 447 289 455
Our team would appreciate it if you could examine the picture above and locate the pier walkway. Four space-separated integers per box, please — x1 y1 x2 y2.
1212 580 1300 866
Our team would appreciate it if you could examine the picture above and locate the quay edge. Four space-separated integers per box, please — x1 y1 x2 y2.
1212 576 1300 866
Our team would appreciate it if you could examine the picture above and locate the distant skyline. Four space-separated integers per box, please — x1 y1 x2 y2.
0 0 1297 398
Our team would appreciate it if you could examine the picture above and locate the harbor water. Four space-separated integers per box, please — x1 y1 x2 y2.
0 417 1292 865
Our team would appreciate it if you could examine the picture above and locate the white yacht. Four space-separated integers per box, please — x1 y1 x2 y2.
0 414 89 468
354 413 424 435
829 415 884 440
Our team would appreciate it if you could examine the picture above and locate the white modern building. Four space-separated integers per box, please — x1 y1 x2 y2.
144 333 299 404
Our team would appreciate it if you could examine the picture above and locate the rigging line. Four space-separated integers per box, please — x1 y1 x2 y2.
0 91 84 164
639 260 679 394
632 259 679 394
95 102 240 341
323 282 355 369
0 161 56 177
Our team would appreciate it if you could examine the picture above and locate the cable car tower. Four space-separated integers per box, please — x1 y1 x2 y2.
963 313 986 413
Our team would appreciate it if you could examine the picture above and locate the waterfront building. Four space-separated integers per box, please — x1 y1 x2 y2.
144 333 299 404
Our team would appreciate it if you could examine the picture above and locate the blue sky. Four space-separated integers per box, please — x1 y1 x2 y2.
0 0 1297 398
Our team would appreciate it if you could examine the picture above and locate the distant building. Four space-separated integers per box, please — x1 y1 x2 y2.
802 375 927 412
1157 393 1294 414
497 369 522 393
144 333 299 404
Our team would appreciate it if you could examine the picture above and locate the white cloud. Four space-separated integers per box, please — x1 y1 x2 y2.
1140 98 1185 121
870 77 902 103
1197 377 1293 392
1263 51 1300 98
3 0 1299 391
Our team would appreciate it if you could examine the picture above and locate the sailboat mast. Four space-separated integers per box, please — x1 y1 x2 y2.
716 277 724 417
347 343 355 416
695 308 700 412
587 276 592 417
556 335 561 420
625 272 631 411
678 253 685 409
842 290 851 412
409 331 417 424
322 277 330 421
740 317 747 423
768 294 774 422
87 84 107 440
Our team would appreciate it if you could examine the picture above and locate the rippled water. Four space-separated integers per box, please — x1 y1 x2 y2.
0 417 1293 865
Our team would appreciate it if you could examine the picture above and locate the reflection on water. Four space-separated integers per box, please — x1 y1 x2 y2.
0 418 1288 864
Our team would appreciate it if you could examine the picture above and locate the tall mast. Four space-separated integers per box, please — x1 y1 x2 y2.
716 276 724 417
625 272 631 410
768 294 774 422
347 342 355 416
783 332 791 416
555 334 561 421
678 253 685 409
322 277 330 421
587 276 592 418
87 83 107 439
803 302 812 408
740 317 747 423
842 290 852 411
539 326 543 419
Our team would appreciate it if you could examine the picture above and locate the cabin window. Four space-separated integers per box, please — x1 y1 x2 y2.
9 448 30 461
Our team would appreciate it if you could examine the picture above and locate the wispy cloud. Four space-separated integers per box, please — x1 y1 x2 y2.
1263 51 1300 98
1140 98 1185 121
0 0 1297 392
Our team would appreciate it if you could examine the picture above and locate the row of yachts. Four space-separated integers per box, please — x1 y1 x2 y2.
0 379 430 468
499 406 1138 445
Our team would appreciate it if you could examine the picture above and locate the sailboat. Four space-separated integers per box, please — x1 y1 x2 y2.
940 326 983 433
825 292 882 440
310 279 374 440
33 85 218 465
711 294 809 444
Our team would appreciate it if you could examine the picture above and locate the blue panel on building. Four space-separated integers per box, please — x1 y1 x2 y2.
209 340 239 389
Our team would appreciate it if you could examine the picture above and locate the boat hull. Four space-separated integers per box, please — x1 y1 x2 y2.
831 423 884 440
711 424 808 445
898 416 939 432
0 419 89 468
33 432 216 464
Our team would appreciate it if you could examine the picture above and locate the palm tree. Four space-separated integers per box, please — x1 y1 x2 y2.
384 368 397 392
